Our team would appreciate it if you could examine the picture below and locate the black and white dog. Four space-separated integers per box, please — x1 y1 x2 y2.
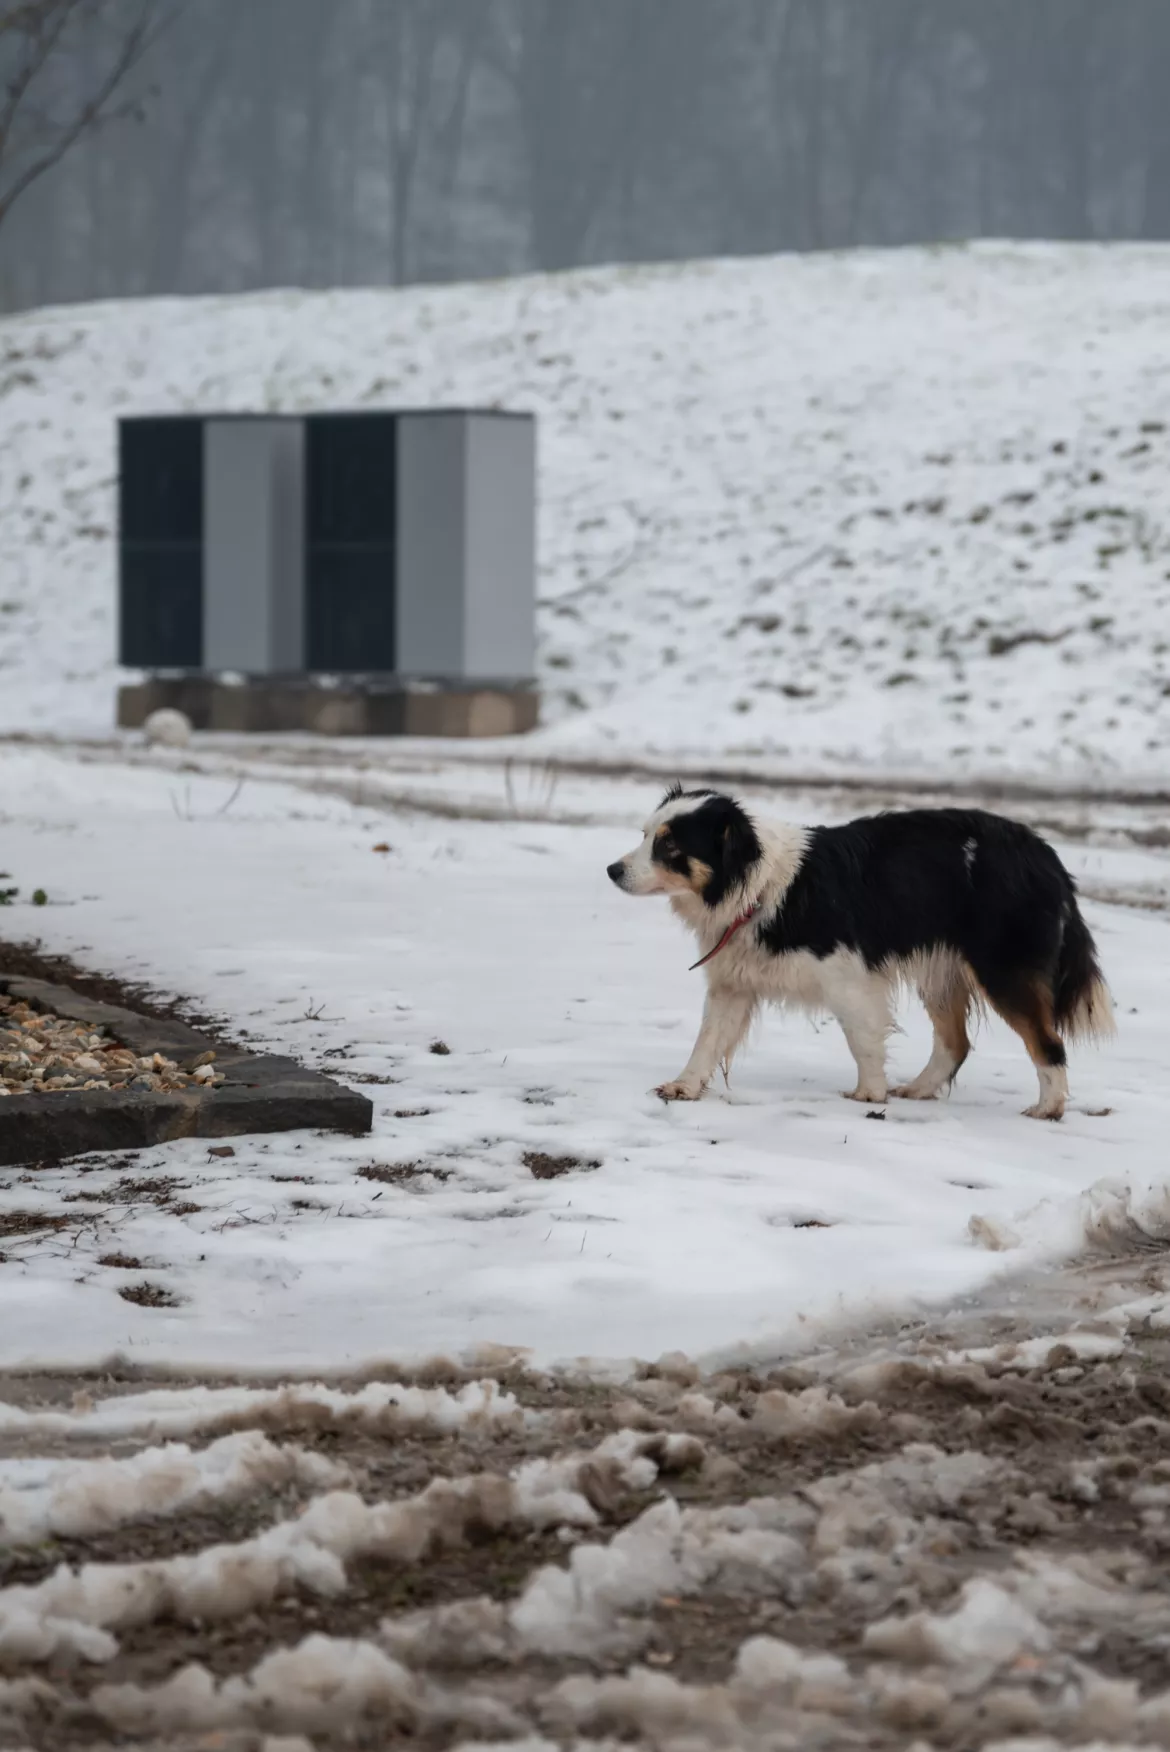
607 786 1113 1120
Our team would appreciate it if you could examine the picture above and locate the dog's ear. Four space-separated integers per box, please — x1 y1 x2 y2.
719 803 759 884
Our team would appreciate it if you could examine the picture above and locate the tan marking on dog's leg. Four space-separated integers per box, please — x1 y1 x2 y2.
983 979 1068 1121
657 988 755 1102
891 984 972 1100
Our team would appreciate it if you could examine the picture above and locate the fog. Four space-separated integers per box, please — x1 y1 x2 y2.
3 0 1170 312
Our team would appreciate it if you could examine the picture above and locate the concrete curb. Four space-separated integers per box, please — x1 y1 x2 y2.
0 974 373 1165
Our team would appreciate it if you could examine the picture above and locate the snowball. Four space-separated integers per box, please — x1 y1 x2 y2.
143 707 192 748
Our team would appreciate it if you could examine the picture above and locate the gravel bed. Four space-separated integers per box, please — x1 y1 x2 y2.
0 993 225 1098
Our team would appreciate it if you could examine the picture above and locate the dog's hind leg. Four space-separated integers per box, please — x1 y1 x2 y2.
656 987 755 1102
891 983 972 1100
978 974 1067 1120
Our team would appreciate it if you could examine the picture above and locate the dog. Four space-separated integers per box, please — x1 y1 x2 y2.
607 786 1113 1120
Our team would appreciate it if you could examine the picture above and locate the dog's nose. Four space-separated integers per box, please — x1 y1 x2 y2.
606 861 626 885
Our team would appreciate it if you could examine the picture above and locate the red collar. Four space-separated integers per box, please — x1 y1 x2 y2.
689 903 760 971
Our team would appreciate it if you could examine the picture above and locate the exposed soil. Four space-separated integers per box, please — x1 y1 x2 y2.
358 1161 452 1187
522 1149 600 1179
116 1280 182 1309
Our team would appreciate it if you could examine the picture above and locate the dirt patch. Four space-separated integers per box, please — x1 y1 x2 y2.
0 1209 72 1237
117 1280 181 1309
522 1149 600 1179
358 1161 451 1186
97 1252 144 1269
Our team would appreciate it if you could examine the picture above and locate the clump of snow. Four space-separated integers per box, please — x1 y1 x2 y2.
808 1445 1003 1556
749 1383 886 1440
973 1177 1170 1271
514 1497 807 1659
548 1669 740 1743
0 1429 685 1661
864 1577 1049 1668
93 1635 419 1737
383 1488 809 1669
0 1607 117 1665
948 1329 1126 1372
0 1377 529 1443
0 1430 345 1543
142 707 192 748
734 1635 853 1710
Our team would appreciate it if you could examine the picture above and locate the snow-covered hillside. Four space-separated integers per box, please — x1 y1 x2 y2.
2 242 1170 779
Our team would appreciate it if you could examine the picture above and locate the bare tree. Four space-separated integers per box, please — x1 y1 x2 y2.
0 0 161 235
502 0 658 272
372 0 461 285
145 0 239 292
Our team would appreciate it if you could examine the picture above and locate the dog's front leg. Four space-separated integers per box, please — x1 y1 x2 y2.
656 988 754 1102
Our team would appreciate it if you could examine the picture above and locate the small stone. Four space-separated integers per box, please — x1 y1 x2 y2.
74 1055 105 1077
192 1064 217 1084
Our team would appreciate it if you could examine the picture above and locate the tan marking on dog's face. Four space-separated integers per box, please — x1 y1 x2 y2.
610 798 719 898
653 867 699 894
683 857 713 894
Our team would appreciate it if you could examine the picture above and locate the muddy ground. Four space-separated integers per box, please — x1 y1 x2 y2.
2 1228 1170 1752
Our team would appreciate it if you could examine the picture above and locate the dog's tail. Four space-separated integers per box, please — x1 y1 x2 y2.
1053 895 1115 1042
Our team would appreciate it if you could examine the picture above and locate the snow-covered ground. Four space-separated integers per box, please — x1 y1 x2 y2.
3 243 1170 778
0 742 1164 1374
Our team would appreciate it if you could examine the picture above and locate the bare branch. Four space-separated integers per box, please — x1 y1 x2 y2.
0 0 166 233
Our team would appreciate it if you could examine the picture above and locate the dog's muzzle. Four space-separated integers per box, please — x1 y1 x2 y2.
606 860 628 888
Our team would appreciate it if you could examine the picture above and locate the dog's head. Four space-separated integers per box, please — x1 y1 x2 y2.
607 785 762 908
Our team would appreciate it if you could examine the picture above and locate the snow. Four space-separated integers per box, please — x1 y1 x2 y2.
864 1577 1049 1669
0 1378 529 1443
386 1442 1000 1672
2 243 1170 1379
0 1430 344 1542
0 1428 689 1664
3 243 1170 780
0 740 1167 1374
93 1637 420 1738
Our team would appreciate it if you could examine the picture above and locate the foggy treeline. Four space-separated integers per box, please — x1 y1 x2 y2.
6 0 1170 314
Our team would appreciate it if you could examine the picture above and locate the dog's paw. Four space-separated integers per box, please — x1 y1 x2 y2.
844 1087 887 1105
890 1083 937 1101
1023 1102 1064 1122
655 1079 702 1102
